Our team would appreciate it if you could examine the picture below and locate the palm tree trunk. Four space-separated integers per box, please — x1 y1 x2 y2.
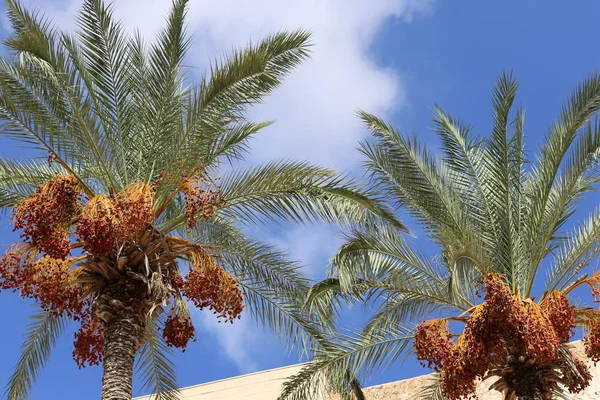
101 315 140 400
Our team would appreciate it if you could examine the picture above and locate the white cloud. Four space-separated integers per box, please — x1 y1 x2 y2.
29 0 433 170
268 224 343 280
20 0 433 376
194 310 261 373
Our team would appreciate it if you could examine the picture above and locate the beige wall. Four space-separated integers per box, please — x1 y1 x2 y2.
135 364 309 400
135 342 600 399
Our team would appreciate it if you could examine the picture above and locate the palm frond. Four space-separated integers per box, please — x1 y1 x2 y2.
278 326 413 400
76 0 135 187
218 160 403 229
4 309 69 400
155 29 311 197
204 120 275 165
419 373 450 400
135 312 180 400
433 106 488 213
478 73 519 282
4 0 56 60
184 218 310 301
1 0 113 193
526 119 600 294
526 73 600 262
136 0 189 186
358 111 466 239
545 206 600 293
0 58 88 185
303 278 394 331
330 226 445 291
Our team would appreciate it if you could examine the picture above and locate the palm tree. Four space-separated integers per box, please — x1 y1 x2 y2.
280 73 600 400
0 1 402 399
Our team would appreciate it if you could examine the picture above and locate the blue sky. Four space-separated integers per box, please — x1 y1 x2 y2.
2 0 600 398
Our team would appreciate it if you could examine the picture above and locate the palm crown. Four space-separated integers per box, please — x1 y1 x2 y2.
280 73 600 400
0 1 401 399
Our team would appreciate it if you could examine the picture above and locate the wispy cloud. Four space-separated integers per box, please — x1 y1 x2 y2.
21 0 433 375
194 310 261 373
266 224 343 280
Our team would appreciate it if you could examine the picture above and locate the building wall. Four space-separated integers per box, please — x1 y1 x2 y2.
135 364 308 400
135 342 600 399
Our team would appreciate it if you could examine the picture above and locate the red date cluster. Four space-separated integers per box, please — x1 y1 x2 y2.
415 274 581 399
76 195 122 255
163 312 197 351
13 176 81 259
73 305 104 368
77 184 155 255
440 334 487 399
117 183 155 241
541 290 575 343
181 264 244 324
181 173 225 230
440 305 500 399
0 250 82 317
0 247 101 368
584 320 600 363
414 319 453 371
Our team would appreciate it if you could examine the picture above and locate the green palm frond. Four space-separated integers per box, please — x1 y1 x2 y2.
526 119 600 293
362 287 460 338
218 160 403 229
324 224 474 336
358 111 465 239
184 218 310 299
3 0 56 59
0 58 87 181
0 158 64 187
136 0 190 186
545 206 600 293
303 279 346 328
433 106 488 208
4 309 69 400
525 73 600 262
419 373 450 400
204 120 275 165
76 0 135 187
155 29 311 193
278 326 413 400
297 72 600 400
135 312 180 400
303 278 395 331
238 285 322 358
478 73 519 281
1 0 115 194
330 226 444 291
544 119 600 237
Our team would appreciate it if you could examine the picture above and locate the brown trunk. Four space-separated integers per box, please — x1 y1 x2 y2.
101 315 140 400
88 228 176 400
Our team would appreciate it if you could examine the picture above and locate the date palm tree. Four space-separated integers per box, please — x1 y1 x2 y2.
0 1 401 399
280 73 600 400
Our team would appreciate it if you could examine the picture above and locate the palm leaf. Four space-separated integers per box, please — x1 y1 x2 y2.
4 309 69 400
358 111 466 240
155 29 311 195
278 326 413 400
219 160 403 229
135 312 180 400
